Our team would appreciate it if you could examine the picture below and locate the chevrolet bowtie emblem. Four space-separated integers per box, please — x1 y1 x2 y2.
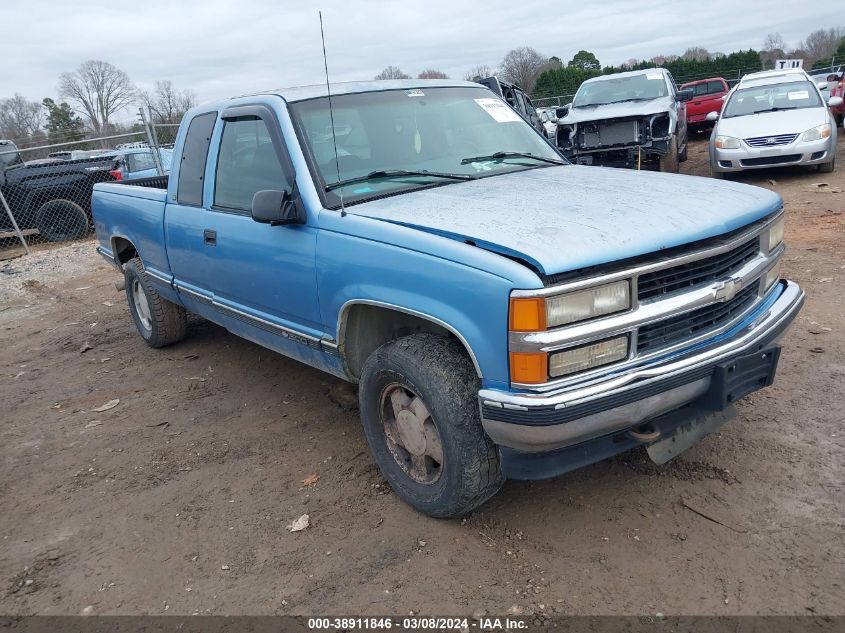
714 277 743 302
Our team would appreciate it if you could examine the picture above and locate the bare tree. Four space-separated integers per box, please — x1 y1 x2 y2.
802 28 845 64
463 64 493 81
374 66 410 80
761 33 787 69
499 47 546 92
0 94 43 141
763 33 787 53
139 80 196 124
681 46 711 61
58 60 135 136
417 69 449 79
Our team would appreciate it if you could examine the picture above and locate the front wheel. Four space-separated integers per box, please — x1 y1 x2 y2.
819 156 836 173
658 136 680 173
358 333 503 517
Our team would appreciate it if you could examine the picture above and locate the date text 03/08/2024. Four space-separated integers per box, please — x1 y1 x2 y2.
306 616 528 630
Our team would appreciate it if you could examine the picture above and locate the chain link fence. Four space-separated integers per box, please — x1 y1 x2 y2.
0 118 178 258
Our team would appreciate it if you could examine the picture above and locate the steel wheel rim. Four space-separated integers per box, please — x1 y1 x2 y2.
379 382 444 485
131 279 152 331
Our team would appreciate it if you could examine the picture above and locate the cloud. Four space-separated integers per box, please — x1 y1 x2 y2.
0 0 839 116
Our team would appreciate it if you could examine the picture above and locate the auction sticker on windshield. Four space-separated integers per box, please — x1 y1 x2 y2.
788 90 810 100
646 73 663 80
474 98 522 123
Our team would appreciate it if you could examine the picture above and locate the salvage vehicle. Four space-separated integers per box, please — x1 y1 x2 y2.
709 68 841 176
0 140 23 168
0 152 117 241
477 76 546 136
92 79 804 517
556 68 692 171
108 147 173 181
680 77 729 131
828 73 845 127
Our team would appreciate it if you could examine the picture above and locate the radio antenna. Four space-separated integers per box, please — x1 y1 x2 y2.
319 10 346 216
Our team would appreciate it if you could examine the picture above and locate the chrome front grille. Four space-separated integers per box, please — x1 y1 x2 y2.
637 285 758 353
510 212 785 391
638 238 759 301
744 134 798 148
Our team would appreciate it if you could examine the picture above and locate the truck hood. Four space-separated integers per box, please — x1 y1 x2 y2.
715 108 828 139
561 96 674 125
347 166 782 277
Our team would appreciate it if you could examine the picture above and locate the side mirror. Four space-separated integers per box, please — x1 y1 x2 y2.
705 111 719 122
829 96 844 108
677 88 694 102
251 189 305 225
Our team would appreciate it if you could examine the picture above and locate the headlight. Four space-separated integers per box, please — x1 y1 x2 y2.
764 263 781 291
549 336 629 378
800 124 832 142
509 280 631 331
767 216 785 252
714 135 740 149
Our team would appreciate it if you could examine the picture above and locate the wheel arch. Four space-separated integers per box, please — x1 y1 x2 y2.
110 235 139 266
336 300 483 382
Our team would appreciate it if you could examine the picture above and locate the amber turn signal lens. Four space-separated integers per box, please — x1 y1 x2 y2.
509 297 547 332
509 352 548 384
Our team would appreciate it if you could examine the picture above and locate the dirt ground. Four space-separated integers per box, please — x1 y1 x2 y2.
1 136 844 618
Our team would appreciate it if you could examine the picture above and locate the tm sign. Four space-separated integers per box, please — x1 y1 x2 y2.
775 59 804 70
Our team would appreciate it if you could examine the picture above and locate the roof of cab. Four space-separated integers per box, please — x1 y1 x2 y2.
262 79 481 103
738 68 811 88
581 68 667 85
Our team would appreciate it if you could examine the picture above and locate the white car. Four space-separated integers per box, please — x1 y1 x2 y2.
709 68 842 176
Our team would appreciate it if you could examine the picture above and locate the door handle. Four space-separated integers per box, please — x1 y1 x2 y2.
203 229 217 246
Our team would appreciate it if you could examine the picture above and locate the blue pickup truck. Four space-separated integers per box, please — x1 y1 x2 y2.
92 79 804 517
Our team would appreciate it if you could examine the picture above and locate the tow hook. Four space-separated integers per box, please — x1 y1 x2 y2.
627 424 661 443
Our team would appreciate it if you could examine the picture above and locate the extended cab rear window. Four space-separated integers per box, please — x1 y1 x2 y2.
690 80 726 97
177 112 217 206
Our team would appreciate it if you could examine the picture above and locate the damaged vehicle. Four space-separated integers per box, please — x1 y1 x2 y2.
556 68 692 171
92 80 802 518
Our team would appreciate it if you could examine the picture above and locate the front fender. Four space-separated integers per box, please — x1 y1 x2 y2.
316 212 542 390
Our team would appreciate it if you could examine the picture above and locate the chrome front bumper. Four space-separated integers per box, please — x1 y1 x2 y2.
479 280 804 454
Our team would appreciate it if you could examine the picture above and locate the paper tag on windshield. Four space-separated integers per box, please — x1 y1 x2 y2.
406 89 425 97
646 73 663 80
788 90 809 100
475 98 522 123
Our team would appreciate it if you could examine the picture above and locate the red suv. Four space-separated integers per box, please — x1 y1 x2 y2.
680 77 729 131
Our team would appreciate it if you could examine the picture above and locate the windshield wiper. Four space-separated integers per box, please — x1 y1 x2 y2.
460 151 565 166
325 169 474 192
751 106 799 114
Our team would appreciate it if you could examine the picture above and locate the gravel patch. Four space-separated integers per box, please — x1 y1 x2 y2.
0 238 105 304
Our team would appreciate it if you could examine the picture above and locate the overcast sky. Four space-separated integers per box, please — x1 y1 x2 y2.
0 0 839 115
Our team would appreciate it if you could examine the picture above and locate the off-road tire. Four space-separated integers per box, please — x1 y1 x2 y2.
124 257 187 348
658 136 680 173
819 156 836 173
359 333 504 518
34 199 88 242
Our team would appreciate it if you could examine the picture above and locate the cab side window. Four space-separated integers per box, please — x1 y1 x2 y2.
214 117 290 212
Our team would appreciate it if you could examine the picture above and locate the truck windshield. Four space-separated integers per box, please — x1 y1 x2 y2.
289 86 562 207
573 73 669 107
722 80 822 118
